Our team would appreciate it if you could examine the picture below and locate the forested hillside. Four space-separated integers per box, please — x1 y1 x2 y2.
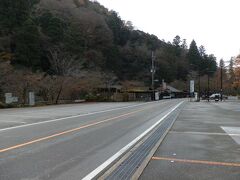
0 0 217 104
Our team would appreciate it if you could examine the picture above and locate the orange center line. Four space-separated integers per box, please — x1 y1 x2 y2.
0 108 146 153
152 156 240 167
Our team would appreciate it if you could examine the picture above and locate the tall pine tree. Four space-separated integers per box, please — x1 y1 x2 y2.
187 40 201 70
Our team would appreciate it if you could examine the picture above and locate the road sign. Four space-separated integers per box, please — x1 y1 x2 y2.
29 92 35 106
190 80 194 93
5 93 12 104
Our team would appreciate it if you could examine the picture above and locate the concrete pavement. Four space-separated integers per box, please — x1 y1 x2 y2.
140 101 240 180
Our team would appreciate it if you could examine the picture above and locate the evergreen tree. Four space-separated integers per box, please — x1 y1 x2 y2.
206 54 217 75
14 19 41 69
199 45 206 57
187 40 201 70
106 11 129 46
181 39 188 49
39 12 66 43
172 35 181 47
228 57 235 83
0 0 39 33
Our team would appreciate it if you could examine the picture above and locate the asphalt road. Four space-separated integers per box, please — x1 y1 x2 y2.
0 100 183 180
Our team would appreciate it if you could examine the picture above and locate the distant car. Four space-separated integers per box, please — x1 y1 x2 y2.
162 95 171 99
209 93 220 99
209 93 228 100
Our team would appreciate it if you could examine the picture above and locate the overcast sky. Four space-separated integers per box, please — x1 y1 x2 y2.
96 0 239 62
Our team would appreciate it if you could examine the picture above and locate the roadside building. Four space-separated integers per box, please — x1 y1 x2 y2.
158 84 187 99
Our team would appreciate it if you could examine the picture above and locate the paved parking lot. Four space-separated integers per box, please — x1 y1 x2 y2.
140 101 240 180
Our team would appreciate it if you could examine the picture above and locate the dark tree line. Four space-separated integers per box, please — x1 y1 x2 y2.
0 0 217 86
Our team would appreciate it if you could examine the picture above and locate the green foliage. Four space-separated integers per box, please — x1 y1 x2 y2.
39 12 66 43
14 19 41 69
187 40 201 69
0 0 218 86
104 45 120 70
172 35 181 47
228 57 235 83
106 11 130 46
207 55 217 74
187 41 217 76
63 24 85 54
117 45 150 80
0 0 39 33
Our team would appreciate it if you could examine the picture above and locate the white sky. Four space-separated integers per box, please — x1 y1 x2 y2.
96 0 240 61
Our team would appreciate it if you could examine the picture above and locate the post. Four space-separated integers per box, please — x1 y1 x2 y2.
220 65 223 101
198 72 201 102
151 51 155 100
29 92 35 106
207 73 210 102
190 80 195 101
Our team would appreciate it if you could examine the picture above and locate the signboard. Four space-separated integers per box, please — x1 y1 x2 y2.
190 80 195 93
5 93 12 104
11 97 18 103
5 93 18 104
155 92 159 101
29 92 35 106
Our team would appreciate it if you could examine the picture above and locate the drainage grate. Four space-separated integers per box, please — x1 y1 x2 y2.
105 108 181 180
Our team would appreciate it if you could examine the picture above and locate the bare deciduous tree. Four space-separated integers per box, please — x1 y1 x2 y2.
47 47 82 76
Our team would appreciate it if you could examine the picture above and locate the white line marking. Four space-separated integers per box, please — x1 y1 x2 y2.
169 131 240 137
0 121 26 124
0 114 37 118
221 126 240 145
82 101 184 180
0 101 163 132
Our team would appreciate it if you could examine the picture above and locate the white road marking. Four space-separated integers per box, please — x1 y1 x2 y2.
0 121 26 124
82 101 184 180
0 114 37 118
170 131 240 137
0 101 165 132
221 126 240 145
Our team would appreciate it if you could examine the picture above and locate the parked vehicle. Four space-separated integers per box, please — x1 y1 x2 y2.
209 93 228 100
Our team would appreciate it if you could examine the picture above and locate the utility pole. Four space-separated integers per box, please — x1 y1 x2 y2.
220 65 223 101
190 63 201 102
198 72 201 102
151 51 155 101
207 72 210 102
219 60 230 102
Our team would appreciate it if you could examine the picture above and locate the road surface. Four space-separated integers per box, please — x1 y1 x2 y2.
0 100 183 180
140 101 240 180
